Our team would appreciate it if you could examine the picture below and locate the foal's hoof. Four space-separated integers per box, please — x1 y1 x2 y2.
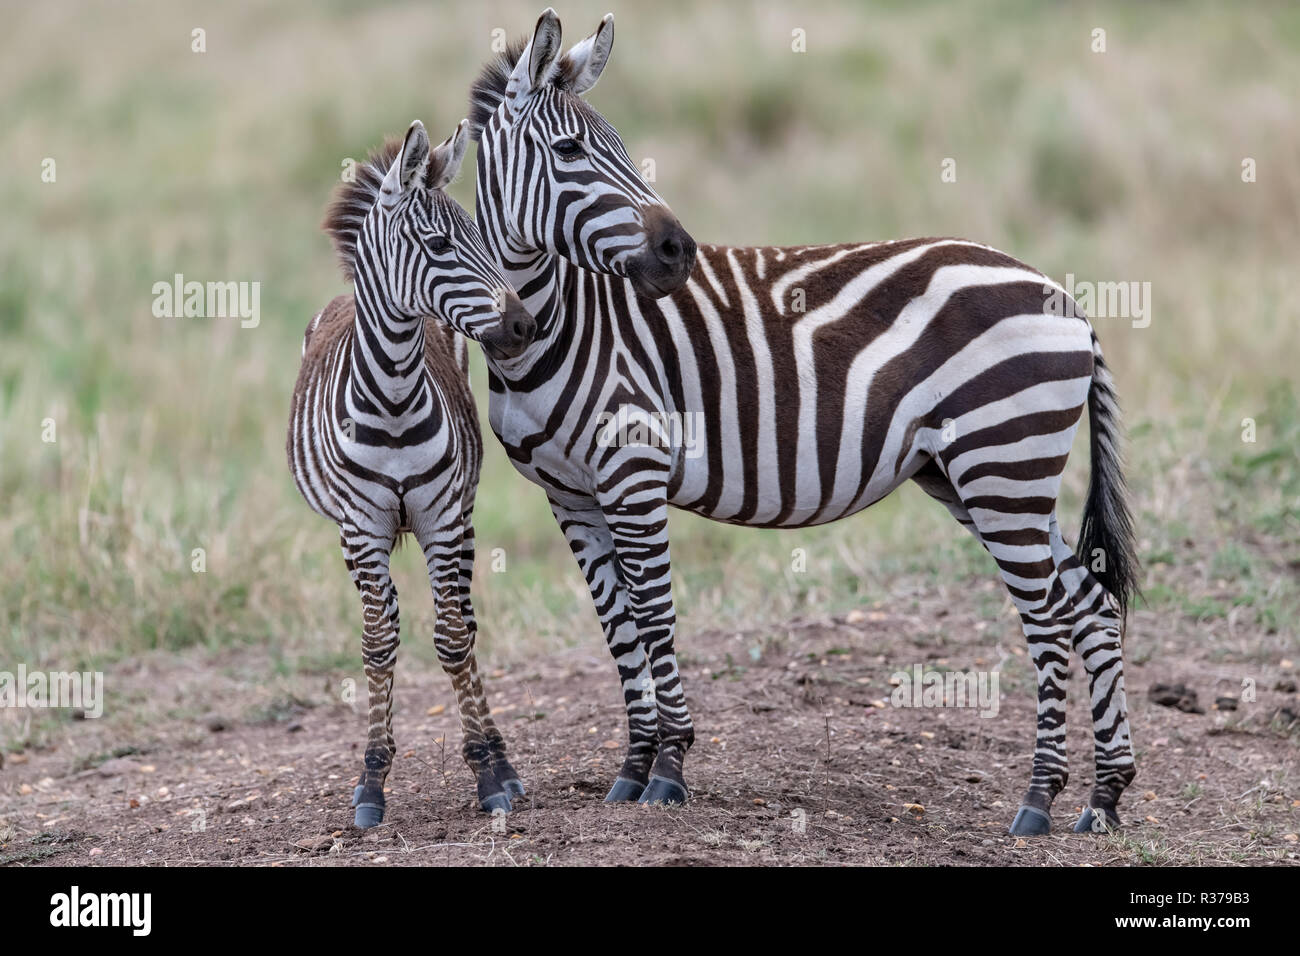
353 803 385 829
1073 806 1121 834
637 775 688 806
352 785 385 828
480 792 513 815
501 777 526 798
1008 804 1052 836
605 777 647 803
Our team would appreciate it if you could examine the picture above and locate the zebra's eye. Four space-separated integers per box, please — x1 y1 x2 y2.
427 235 451 253
553 138 583 159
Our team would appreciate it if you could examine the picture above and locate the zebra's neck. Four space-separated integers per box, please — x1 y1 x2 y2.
349 282 429 411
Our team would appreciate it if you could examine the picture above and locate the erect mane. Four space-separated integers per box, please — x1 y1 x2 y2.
321 137 401 283
467 35 588 141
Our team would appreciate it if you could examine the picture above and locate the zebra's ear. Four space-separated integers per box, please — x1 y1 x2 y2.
507 7 563 107
381 120 431 208
565 13 614 96
426 120 469 191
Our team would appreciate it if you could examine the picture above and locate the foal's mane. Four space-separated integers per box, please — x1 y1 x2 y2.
322 138 401 283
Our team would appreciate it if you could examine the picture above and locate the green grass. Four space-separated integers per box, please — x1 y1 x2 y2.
1 0 1297 704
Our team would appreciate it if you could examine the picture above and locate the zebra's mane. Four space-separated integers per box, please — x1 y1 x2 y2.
322 137 402 283
468 36 587 141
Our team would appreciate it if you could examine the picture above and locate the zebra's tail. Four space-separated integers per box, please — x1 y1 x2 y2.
1077 330 1141 626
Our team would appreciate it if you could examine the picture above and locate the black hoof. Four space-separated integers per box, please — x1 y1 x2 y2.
1073 806 1120 834
501 778 526 798
637 775 688 806
354 803 384 829
605 777 647 803
1008 805 1052 836
480 792 512 815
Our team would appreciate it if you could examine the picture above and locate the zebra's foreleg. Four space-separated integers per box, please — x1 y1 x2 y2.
597 494 693 806
1049 518 1135 833
548 496 660 801
421 525 513 815
341 527 400 829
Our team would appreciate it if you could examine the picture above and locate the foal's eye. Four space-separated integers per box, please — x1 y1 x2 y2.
428 235 451 253
553 138 582 159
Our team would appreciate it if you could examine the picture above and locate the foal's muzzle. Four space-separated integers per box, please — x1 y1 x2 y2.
482 291 536 360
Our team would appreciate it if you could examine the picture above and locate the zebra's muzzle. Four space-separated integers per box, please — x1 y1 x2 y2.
627 206 697 300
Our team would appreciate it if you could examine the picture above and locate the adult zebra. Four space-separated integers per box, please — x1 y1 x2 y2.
287 119 535 828
469 9 1139 836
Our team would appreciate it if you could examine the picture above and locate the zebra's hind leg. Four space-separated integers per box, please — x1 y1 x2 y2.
1049 517 1135 833
419 520 513 815
341 527 400 829
957 498 1076 835
457 512 524 799
915 462 1073 834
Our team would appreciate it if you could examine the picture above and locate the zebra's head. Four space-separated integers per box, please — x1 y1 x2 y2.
470 9 696 299
326 120 535 359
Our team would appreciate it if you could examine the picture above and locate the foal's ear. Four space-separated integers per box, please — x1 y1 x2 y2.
565 13 614 96
507 7 563 108
427 120 469 190
381 120 430 208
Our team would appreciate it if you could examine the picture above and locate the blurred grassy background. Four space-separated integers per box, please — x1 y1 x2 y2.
1 1 1296 709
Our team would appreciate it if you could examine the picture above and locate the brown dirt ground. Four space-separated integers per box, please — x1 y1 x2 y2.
2 583 1297 867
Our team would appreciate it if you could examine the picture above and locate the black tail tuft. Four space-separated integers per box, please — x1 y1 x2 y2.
1077 333 1141 624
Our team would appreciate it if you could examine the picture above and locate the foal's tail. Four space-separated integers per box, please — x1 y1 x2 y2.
1076 330 1141 626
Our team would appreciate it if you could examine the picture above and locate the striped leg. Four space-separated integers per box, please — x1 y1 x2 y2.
418 515 514 814
341 526 400 829
597 495 693 805
1049 517 1135 832
973 512 1074 835
548 496 660 800
457 510 524 799
936 450 1077 835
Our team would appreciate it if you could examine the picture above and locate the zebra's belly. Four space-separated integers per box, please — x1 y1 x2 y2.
668 439 927 528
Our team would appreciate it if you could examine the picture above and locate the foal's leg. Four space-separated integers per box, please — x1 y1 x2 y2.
1049 517 1136 832
457 508 523 797
340 525 401 829
417 508 513 814
548 495 660 801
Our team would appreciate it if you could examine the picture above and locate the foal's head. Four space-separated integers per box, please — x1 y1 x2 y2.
325 120 534 359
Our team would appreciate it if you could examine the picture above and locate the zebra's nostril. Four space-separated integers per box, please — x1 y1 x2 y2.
660 238 681 261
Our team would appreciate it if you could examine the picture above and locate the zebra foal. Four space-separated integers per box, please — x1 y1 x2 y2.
287 119 535 827
465 9 1140 836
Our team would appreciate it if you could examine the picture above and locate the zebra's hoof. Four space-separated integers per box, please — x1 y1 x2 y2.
480 792 513 815
501 777 526 798
605 777 647 802
353 803 384 829
637 775 688 806
1073 806 1120 834
351 784 364 807
1008 805 1052 836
